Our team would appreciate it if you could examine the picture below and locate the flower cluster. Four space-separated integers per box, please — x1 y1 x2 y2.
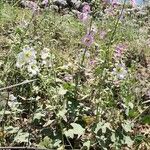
40 48 51 67
82 33 94 47
112 63 127 80
114 43 127 58
16 46 39 76
78 4 91 23
78 4 95 47
16 46 36 68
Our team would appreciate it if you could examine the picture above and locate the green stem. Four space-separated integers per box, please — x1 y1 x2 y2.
104 0 127 66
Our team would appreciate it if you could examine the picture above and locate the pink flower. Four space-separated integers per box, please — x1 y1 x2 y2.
77 12 89 22
82 33 94 47
89 60 97 65
112 0 118 5
130 0 136 7
114 43 127 58
82 4 91 14
99 31 107 39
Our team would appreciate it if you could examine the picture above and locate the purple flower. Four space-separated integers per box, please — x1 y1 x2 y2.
82 4 91 14
89 60 97 65
25 1 39 12
99 31 107 39
111 0 119 7
82 33 94 47
130 0 136 7
114 43 127 58
77 12 89 22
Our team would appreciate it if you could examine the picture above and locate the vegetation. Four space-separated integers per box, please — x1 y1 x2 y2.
0 1 149 149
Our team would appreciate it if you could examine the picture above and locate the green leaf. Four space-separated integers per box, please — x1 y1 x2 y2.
124 136 134 147
135 135 145 142
58 86 67 96
14 130 29 143
5 126 19 134
101 122 111 133
57 108 67 121
71 123 85 138
94 122 111 134
110 133 116 143
122 121 133 132
39 136 53 149
94 122 103 134
83 140 90 150
141 115 150 124
33 112 45 120
128 102 134 109
64 123 85 139
64 129 74 139
53 139 62 147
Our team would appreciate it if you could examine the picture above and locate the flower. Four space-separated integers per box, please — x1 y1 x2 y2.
16 46 37 68
16 52 26 68
130 0 136 7
111 0 119 7
24 1 39 12
22 46 36 61
27 60 39 76
8 94 18 108
9 94 17 101
64 74 73 82
82 4 91 14
112 63 127 79
89 60 97 66
41 48 49 60
99 31 107 39
114 43 127 58
82 33 94 47
77 12 89 22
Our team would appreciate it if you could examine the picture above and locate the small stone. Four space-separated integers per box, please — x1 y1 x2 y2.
53 0 68 8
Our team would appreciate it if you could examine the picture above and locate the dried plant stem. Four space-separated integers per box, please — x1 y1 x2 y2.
0 79 38 91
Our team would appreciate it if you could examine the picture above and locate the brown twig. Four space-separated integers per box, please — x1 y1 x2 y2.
0 79 38 91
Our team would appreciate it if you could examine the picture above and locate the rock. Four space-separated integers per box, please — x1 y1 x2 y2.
20 0 40 10
40 0 49 8
50 5 59 11
66 0 82 10
53 0 68 8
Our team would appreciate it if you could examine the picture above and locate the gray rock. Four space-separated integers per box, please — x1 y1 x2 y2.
20 0 40 10
53 0 68 8
66 0 82 9
50 4 59 11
